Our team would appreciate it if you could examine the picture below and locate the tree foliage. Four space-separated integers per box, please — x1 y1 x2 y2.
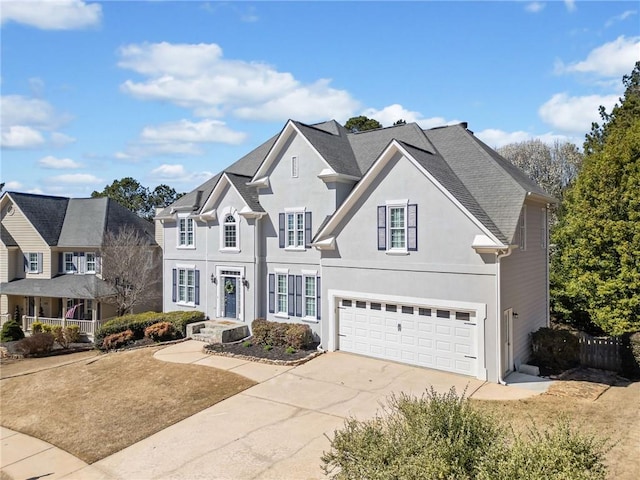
551 62 640 335
498 139 583 200
344 115 382 132
91 177 183 220
393 119 407 126
100 226 162 317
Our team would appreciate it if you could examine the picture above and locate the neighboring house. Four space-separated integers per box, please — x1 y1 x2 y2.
157 119 555 383
0 192 161 337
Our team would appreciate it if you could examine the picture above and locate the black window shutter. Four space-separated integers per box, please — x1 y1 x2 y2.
408 204 418 251
37 253 43 273
316 277 321 320
288 275 295 316
59 252 63 273
305 211 312 247
172 269 177 302
24 253 28 272
295 275 302 317
268 273 275 313
278 213 285 248
194 270 200 305
377 206 386 250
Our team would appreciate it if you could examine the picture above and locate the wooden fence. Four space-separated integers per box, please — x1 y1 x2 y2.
577 332 623 372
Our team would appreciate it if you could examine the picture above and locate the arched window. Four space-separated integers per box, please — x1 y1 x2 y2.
223 214 237 248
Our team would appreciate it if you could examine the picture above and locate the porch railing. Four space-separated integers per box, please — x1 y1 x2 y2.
22 315 109 340
0 313 10 327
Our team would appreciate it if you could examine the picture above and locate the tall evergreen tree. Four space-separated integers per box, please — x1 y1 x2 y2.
551 62 640 335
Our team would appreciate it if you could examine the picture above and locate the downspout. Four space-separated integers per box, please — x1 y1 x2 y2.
496 247 513 385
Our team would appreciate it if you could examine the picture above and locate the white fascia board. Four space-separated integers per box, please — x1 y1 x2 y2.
527 191 558 205
310 236 336 250
250 120 335 182
200 173 252 218
169 205 193 214
317 168 360 184
238 205 266 219
246 176 270 189
471 234 509 254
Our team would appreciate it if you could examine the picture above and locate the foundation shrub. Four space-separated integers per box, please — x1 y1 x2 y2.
285 324 313 349
50 325 81 348
531 327 580 373
251 319 269 344
31 321 44 334
1 320 25 342
102 329 134 350
95 311 204 349
15 333 54 355
144 322 178 342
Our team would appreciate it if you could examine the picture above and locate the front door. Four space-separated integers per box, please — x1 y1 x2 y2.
223 277 237 319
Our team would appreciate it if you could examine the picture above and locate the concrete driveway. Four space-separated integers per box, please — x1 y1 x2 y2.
4 341 546 480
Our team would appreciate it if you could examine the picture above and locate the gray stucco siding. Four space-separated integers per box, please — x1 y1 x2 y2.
500 200 550 369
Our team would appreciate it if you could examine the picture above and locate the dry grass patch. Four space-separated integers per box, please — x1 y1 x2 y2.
471 381 640 480
0 347 255 463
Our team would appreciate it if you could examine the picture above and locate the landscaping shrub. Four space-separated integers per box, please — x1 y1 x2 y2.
476 420 609 480
621 331 640 378
102 329 134 350
31 321 44 334
284 324 313 349
322 387 501 479
94 311 204 349
1 320 25 342
251 318 313 348
50 325 81 348
322 389 609 480
144 322 178 342
530 327 580 373
15 333 54 355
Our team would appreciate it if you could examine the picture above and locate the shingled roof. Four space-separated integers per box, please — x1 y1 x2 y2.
7 192 69 245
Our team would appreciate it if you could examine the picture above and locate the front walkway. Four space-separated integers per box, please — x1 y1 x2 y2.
2 340 551 480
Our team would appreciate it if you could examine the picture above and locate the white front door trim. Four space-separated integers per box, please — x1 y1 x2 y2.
328 289 487 380
215 265 245 321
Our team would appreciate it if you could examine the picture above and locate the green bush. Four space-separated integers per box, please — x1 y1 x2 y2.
95 311 204 349
322 388 501 479
322 389 609 480
102 329 134 350
477 420 609 480
15 333 54 355
531 327 580 373
144 321 178 342
31 321 44 334
50 325 80 348
621 331 640 378
251 318 313 348
1 320 25 342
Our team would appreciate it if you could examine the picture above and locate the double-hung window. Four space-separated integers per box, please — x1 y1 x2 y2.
276 273 288 314
172 267 199 305
28 253 39 273
223 214 237 248
304 276 316 318
64 252 75 273
378 201 417 253
86 253 96 273
279 210 311 250
178 217 194 248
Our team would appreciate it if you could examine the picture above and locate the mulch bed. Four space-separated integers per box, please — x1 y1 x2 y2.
204 340 322 366
546 367 630 400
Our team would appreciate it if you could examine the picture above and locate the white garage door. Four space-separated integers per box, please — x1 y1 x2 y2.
338 298 477 377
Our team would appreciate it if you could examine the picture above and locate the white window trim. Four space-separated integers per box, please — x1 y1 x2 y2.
64 252 75 273
291 155 299 178
177 216 195 249
519 205 527 251
275 272 289 317
28 253 39 273
219 208 241 253
386 199 409 255
302 274 317 321
284 207 306 251
215 265 245 320
176 267 196 306
86 252 96 273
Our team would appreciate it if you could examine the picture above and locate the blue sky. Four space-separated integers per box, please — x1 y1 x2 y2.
1 0 639 198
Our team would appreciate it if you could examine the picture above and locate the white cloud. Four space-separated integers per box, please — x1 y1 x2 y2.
605 10 637 28
118 42 359 123
38 156 82 169
555 36 640 77
1 126 45 148
361 104 460 129
140 119 246 145
564 0 576 12
45 173 103 185
149 164 214 185
50 132 76 147
538 93 619 133
1 0 102 30
525 2 545 13
3 181 23 191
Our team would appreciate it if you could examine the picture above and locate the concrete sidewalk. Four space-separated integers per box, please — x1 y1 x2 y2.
2 341 552 480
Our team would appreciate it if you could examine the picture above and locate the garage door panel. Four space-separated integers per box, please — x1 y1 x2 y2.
338 298 477 377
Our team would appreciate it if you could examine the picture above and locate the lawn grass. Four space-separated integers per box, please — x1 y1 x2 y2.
0 347 255 463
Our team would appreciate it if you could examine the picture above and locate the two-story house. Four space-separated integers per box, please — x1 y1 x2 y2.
156 119 555 383
0 192 161 338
